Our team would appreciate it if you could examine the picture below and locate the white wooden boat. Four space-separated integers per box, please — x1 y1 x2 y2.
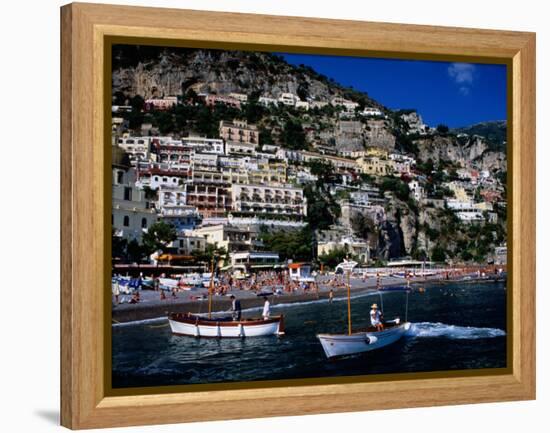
169 256 284 338
168 312 285 338
317 258 412 358
317 318 410 358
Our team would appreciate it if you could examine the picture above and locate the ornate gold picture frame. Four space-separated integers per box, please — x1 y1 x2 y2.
61 2 535 429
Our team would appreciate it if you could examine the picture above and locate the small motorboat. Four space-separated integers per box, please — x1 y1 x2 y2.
317 319 410 358
317 258 411 358
168 312 285 338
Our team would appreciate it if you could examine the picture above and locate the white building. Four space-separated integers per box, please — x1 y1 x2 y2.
190 152 218 171
136 172 183 190
278 92 300 106
202 215 307 231
331 97 359 111
168 233 206 256
445 198 496 223
310 100 329 109
361 107 384 117
318 236 370 263
258 96 279 107
181 136 225 154
116 136 151 164
112 167 158 242
158 187 187 210
192 224 261 253
231 251 280 269
288 263 313 282
295 100 310 110
231 183 307 217
225 141 257 156
280 150 358 170
408 180 425 201
389 153 416 174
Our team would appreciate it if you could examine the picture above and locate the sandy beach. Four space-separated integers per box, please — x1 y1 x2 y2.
111 273 506 324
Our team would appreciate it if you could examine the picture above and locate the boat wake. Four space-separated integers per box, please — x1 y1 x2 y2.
406 322 506 340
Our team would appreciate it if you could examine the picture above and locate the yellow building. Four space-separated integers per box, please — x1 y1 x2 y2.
249 161 287 185
364 147 389 158
357 156 394 176
446 181 470 201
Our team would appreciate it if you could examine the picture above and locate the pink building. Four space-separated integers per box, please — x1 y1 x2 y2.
204 94 241 110
144 96 178 111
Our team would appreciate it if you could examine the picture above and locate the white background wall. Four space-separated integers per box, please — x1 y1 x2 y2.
0 0 546 431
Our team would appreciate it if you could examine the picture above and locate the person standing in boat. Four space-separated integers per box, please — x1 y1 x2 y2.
230 295 242 321
262 296 271 320
370 303 384 331
113 277 120 305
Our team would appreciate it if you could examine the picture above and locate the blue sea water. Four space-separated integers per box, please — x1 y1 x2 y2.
112 280 507 388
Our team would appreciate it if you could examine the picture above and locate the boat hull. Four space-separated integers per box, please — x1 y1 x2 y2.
168 313 285 338
317 321 411 358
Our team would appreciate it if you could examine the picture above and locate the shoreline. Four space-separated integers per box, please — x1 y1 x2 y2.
112 274 506 324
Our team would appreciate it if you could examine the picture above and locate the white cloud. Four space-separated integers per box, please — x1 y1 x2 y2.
448 63 476 95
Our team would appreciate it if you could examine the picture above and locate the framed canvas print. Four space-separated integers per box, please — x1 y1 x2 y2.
60 2 536 429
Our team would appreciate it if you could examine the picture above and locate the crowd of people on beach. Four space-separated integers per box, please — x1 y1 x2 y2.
112 264 507 307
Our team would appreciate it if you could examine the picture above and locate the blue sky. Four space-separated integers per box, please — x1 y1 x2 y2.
280 53 507 128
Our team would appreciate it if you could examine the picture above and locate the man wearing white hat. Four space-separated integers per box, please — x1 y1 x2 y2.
370 303 384 331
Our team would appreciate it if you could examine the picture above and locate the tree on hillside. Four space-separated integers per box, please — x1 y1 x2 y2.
351 213 376 240
112 230 127 260
318 247 349 270
431 245 447 262
282 119 307 150
378 177 410 201
297 82 310 101
127 239 146 263
436 124 449 134
129 95 145 111
192 243 229 267
303 184 341 230
259 227 313 262
309 160 340 186
155 111 175 134
141 221 177 254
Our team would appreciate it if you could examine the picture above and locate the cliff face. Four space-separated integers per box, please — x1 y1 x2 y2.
365 119 396 150
415 135 480 165
414 135 506 172
112 49 381 106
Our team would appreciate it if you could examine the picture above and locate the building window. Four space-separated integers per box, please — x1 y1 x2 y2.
141 218 147 228
124 187 132 201
116 170 124 184
123 216 129 227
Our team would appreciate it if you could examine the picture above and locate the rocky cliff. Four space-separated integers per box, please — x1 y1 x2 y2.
415 134 506 173
112 47 382 107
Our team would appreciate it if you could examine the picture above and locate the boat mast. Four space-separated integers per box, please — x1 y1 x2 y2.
346 268 352 336
405 273 410 322
208 255 216 319
377 276 384 315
